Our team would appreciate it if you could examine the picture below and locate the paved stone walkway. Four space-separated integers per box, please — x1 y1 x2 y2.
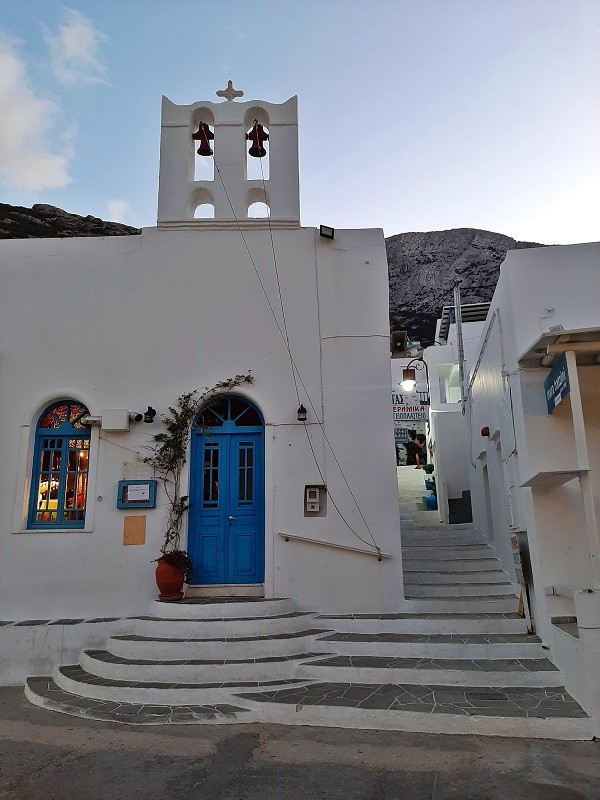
306 655 558 672
239 682 588 719
1 687 598 800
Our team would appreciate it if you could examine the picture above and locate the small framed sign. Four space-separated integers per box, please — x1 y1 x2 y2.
117 480 157 509
544 354 570 414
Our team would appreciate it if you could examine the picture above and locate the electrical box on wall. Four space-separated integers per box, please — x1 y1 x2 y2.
101 409 130 432
304 485 327 517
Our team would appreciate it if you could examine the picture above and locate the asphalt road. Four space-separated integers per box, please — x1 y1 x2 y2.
0 687 598 800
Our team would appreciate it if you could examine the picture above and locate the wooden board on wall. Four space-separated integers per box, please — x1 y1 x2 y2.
123 515 146 546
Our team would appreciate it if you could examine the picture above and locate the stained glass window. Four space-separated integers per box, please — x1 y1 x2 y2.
28 401 91 529
196 396 263 430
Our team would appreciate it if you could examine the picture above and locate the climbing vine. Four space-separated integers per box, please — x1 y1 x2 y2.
144 373 254 558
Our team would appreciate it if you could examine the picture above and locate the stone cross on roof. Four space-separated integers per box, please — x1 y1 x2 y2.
216 81 244 101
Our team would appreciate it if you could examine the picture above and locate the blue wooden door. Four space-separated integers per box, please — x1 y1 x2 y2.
189 398 264 585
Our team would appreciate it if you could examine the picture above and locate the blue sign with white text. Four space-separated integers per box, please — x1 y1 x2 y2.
394 427 410 443
544 354 570 414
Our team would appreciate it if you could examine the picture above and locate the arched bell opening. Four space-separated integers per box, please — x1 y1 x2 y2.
248 202 269 219
194 203 215 219
189 187 214 220
247 187 270 219
244 106 270 181
191 107 215 182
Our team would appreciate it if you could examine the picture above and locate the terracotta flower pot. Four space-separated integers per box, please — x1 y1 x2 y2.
155 559 185 601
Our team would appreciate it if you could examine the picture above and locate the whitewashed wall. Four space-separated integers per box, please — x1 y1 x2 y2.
466 242 600 720
0 226 402 623
424 321 485 523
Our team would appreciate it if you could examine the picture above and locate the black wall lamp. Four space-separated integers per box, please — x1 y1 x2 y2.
143 406 157 424
319 224 335 240
401 357 429 392
297 404 307 422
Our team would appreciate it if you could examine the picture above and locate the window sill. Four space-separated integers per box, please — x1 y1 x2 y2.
12 528 93 535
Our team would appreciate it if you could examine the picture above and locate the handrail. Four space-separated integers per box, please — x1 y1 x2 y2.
278 531 390 559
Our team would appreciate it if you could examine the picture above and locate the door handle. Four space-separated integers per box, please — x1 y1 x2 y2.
228 515 238 521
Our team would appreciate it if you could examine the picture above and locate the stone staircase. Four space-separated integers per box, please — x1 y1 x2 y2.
23 468 594 738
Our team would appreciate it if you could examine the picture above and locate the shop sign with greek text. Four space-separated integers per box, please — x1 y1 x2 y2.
544 354 570 414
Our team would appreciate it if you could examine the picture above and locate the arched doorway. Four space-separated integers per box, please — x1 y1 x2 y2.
188 395 265 585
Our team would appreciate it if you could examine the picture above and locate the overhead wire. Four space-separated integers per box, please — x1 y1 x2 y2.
256 145 380 554
209 132 380 555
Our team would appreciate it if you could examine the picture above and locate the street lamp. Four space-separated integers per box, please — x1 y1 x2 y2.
401 357 429 393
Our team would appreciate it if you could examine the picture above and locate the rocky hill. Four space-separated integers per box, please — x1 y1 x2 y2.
0 205 543 345
386 228 543 345
0 203 140 239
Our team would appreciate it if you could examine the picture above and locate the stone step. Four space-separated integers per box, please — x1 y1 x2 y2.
108 628 330 661
79 649 327 684
400 523 480 532
149 597 296 620
400 530 489 546
26 677 592 739
402 558 502 572
317 632 545 659
401 547 494 560
52 664 314 705
316 612 528 635
404 597 519 613
235 682 592 740
403 571 509 585
133 611 315 639
401 542 490 552
404 583 516 598
25 676 254 725
297 655 563 688
403 523 481 533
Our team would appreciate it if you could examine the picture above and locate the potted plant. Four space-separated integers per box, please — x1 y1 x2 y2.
423 463 435 475
154 548 193 601
145 373 254 601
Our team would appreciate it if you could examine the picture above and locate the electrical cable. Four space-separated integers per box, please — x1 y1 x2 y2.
256 146 380 554
210 141 380 555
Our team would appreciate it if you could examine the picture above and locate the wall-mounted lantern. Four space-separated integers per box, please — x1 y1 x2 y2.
401 357 429 393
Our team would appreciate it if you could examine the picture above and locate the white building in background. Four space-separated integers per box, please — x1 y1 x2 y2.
0 87 403 681
423 303 489 524
460 243 600 722
390 334 429 467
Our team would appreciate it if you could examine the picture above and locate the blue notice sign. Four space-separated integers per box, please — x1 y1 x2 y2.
394 427 410 443
544 353 570 414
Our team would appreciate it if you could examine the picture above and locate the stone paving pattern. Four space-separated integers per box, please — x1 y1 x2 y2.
59 665 310 689
85 649 327 666
317 612 522 620
239 682 588 718
1 611 314 627
112 627 328 643
322 632 541 644
307 655 558 672
27 678 250 724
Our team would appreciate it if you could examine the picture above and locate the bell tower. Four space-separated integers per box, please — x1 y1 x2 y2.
157 82 300 228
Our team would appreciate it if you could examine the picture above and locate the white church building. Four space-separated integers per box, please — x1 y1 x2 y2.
1 88 594 739
0 87 402 675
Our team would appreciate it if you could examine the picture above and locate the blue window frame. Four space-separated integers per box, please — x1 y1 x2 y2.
28 401 91 530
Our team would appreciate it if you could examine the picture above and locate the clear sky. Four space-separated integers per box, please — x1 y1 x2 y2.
1 0 598 243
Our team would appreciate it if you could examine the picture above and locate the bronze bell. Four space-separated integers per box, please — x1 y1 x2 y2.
192 122 214 157
247 121 268 158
